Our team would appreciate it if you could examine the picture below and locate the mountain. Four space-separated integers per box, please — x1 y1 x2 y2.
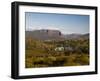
63 33 89 40
80 33 89 39
26 29 64 40
26 29 89 40
63 34 82 39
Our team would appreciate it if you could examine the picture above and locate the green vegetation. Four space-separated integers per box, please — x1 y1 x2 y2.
25 37 89 68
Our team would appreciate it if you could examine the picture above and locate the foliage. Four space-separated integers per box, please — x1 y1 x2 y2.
25 38 89 68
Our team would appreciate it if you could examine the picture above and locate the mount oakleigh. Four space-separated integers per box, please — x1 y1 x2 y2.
25 29 89 68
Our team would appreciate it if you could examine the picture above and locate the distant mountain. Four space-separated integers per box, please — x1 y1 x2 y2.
26 29 89 40
63 34 82 39
80 33 89 39
26 29 64 40
63 33 89 40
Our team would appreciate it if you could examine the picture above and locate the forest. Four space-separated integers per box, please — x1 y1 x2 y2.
25 37 89 68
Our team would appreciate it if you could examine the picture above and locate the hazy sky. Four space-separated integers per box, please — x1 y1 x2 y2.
25 12 89 34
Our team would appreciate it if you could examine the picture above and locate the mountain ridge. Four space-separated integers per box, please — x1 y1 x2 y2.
26 29 89 40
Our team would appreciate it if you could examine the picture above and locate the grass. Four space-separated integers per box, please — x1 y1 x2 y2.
25 38 89 68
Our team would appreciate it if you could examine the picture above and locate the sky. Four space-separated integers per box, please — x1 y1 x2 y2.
25 12 89 34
